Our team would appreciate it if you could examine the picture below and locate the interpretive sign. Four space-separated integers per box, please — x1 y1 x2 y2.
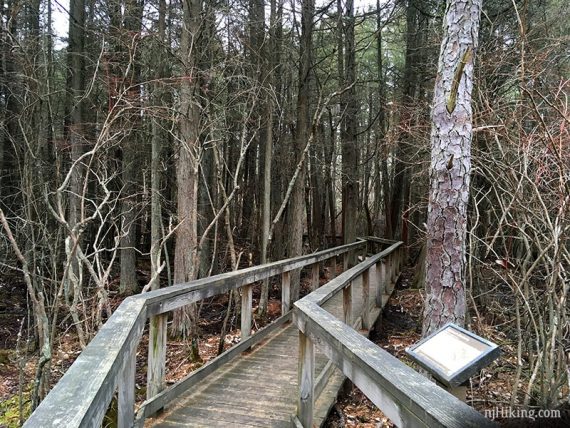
406 323 500 387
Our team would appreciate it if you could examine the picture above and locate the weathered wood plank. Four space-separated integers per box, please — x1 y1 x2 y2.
343 282 352 325
167 406 291 427
297 331 315 428
241 284 253 339
362 236 398 245
24 297 147 428
282 270 291 314
118 349 136 428
137 312 291 421
303 242 401 308
147 313 167 399
314 360 337 398
143 241 365 316
311 263 319 291
377 260 386 307
291 415 304 428
362 269 370 329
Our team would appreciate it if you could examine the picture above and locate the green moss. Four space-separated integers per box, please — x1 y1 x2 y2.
0 349 12 365
102 395 118 428
0 391 31 428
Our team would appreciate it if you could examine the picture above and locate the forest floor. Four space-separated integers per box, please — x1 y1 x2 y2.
1 264 569 427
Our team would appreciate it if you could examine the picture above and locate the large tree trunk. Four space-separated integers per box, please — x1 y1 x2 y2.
172 0 201 357
197 3 217 279
288 0 314 304
422 0 482 336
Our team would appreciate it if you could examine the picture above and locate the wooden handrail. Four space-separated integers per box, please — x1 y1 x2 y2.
24 240 366 428
292 242 497 427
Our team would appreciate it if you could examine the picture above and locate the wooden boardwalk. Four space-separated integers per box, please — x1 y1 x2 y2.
26 240 495 428
147 269 394 427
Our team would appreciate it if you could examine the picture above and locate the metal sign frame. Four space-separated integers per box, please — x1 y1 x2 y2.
406 323 500 387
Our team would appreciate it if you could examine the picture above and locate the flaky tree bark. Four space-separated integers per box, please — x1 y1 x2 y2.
422 0 482 336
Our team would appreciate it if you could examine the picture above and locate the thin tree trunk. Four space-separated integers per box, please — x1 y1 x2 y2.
147 0 167 399
66 0 86 345
325 109 337 246
259 107 273 316
390 0 418 241
341 0 358 263
120 0 143 295
376 0 391 238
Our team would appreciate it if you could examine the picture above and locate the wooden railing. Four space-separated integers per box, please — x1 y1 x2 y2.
24 240 369 428
292 242 497 428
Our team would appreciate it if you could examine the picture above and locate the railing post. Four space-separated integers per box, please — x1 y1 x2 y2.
297 331 314 427
330 256 337 279
311 263 319 291
343 252 349 272
147 313 167 400
343 282 353 325
376 260 386 307
384 256 391 291
396 247 401 274
241 284 253 339
371 261 379 305
362 269 370 330
282 271 291 315
118 350 136 428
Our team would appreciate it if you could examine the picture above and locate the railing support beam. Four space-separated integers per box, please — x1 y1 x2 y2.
311 263 319 291
297 331 314 428
241 284 253 339
147 313 167 399
330 256 337 279
343 282 353 325
376 260 386 307
362 269 370 330
118 350 136 428
282 271 291 315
